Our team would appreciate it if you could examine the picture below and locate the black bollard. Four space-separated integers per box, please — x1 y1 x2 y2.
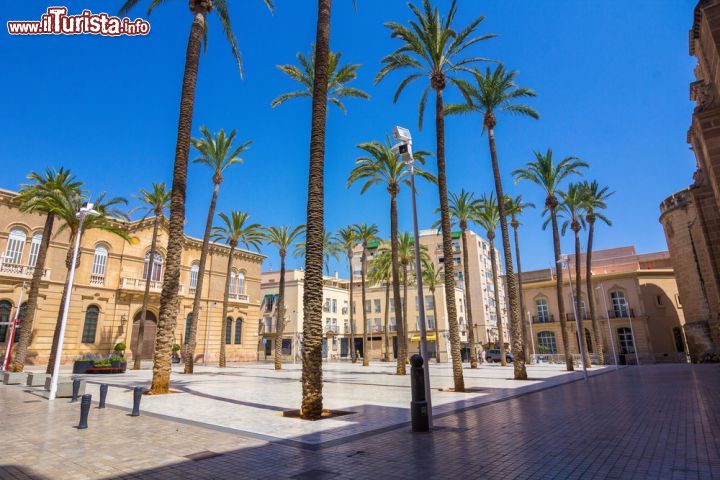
99 384 108 409
71 379 81 403
131 386 143 417
77 394 91 429
410 354 429 432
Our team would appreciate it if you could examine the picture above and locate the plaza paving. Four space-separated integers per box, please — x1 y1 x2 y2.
1 363 718 479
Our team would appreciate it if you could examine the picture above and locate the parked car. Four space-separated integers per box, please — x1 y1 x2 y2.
485 349 514 363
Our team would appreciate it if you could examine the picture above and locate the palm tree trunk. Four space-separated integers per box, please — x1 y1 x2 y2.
390 193 406 375
300 0 332 420
47 247 79 374
487 127 526 380
11 213 54 372
274 254 287 370
586 220 604 364
348 253 357 363
134 216 160 370
149 10 206 394
432 288 440 363
574 230 591 368
461 228 477 368
361 248 369 366
434 87 464 392
513 223 531 364
219 244 235 368
383 281 390 361
186 181 220 374
489 237 506 367
551 208 573 371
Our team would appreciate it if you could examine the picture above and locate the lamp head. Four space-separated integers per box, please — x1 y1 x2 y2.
392 125 412 143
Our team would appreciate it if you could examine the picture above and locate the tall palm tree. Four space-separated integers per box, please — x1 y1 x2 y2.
369 248 393 361
472 193 507 366
294 230 340 275
334 226 360 363
557 183 591 368
11 168 82 372
504 194 534 363
263 225 305 370
272 47 369 112
185 127 250 374
421 258 442 363
377 0 494 391
120 0 273 396
46 192 131 375
354 223 380 366
348 139 434 375
438 189 481 368
446 65 539 380
211 212 263 367
513 149 587 371
579 180 613 365
130 183 171 370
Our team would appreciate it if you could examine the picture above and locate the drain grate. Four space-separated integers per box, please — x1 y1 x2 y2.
184 451 224 462
291 469 339 480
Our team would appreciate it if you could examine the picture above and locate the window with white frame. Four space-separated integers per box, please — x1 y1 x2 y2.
535 298 549 322
236 271 245 294
374 299 381 313
537 331 557 354
28 233 42 267
91 245 108 279
617 327 635 353
611 291 628 317
190 262 199 289
425 295 434 310
427 314 435 329
331 298 337 313
4 228 26 265
143 252 163 282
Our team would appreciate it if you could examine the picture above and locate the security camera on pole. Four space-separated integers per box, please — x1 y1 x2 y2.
391 125 433 429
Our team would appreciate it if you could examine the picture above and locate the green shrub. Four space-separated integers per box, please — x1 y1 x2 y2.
114 342 127 352
172 343 181 353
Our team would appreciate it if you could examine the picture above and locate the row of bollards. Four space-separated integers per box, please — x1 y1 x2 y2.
75 383 144 430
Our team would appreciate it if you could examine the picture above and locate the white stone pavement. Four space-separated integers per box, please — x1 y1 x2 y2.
20 361 613 447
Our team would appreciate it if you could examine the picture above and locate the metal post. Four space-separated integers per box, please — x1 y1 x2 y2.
624 301 640 366
77 394 91 429
409 354 429 432
71 378 81 402
527 311 536 358
560 257 588 381
131 386 143 416
597 284 618 370
2 282 26 371
98 384 108 408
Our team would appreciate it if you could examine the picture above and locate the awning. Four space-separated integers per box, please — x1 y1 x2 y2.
410 334 437 341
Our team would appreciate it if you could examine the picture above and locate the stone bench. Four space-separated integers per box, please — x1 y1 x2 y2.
44 376 85 398
2 372 27 385
27 372 50 387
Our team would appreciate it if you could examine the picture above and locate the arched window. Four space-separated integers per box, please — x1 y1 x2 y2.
537 331 557 354
190 262 199 290
81 305 99 344
225 318 233 345
28 233 43 267
235 318 243 344
610 290 628 317
617 327 635 353
4 228 27 265
184 313 192 344
0 300 11 342
229 270 237 294
535 298 549 322
143 251 163 282
236 272 245 295
92 245 108 281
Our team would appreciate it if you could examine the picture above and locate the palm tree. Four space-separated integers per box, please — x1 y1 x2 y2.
185 127 250 374
355 223 380 366
377 0 494 391
272 47 369 112
10 168 82 372
557 183 591 368
294 230 340 275
513 149 588 371
120 0 273 396
504 194 534 363
579 180 613 365
334 226 360 363
369 248 393 361
263 225 305 370
446 65 539 380
130 183 171 370
472 193 507 366
211 212 263 367
420 258 442 363
439 189 481 368
46 192 131 375
348 139 434 374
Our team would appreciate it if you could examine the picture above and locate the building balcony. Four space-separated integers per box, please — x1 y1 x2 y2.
119 276 184 295
0 262 50 281
608 308 635 319
89 274 105 286
565 312 591 321
228 292 249 303
533 314 555 324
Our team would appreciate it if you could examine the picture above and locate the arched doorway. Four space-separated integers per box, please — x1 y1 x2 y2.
131 310 158 360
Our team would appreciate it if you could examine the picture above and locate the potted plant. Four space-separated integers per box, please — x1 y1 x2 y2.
73 355 97 374
109 355 128 371
172 343 181 364
113 342 127 357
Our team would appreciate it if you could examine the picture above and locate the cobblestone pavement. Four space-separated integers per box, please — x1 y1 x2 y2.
1 364 718 480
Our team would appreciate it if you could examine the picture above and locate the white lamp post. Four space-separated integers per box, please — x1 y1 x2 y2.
558 255 588 381
527 310 536 359
2 281 27 372
596 283 619 370
392 125 433 427
48 202 99 400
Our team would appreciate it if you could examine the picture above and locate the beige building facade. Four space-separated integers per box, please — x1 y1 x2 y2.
521 246 687 365
0 189 264 365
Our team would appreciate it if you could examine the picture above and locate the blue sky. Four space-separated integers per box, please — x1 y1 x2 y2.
1 1 698 275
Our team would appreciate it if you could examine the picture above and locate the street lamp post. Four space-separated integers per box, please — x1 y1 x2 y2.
558 255 588 381
392 125 433 427
2 281 27 371
527 311 536 360
48 202 99 401
596 283 619 370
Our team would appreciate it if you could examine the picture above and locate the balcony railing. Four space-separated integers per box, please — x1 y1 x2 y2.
565 312 590 321
119 276 184 295
325 326 339 334
533 314 554 324
89 274 105 286
228 292 249 303
0 262 49 280
608 308 634 319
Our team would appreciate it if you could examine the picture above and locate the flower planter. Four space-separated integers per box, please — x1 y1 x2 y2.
73 360 95 374
111 360 127 372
